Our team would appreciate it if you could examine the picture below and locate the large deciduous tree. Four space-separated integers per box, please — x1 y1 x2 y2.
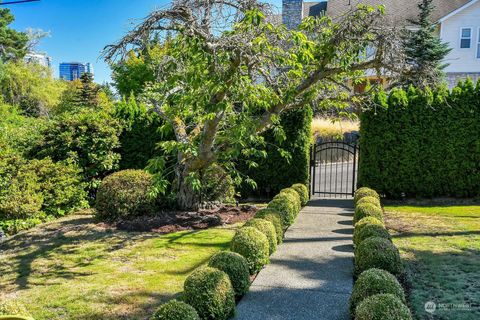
103 0 405 210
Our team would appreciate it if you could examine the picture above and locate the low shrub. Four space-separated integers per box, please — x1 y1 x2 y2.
184 267 235 320
353 217 385 246
354 223 391 247
355 237 403 276
280 188 301 214
354 187 380 204
354 203 383 224
356 196 381 208
151 299 199 320
267 193 297 226
208 251 250 297
244 218 277 254
355 293 412 320
0 300 31 317
231 227 269 274
349 268 406 316
291 183 309 206
255 208 284 244
95 169 159 221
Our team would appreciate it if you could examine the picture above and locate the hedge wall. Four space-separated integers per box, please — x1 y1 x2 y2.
359 80 480 198
241 106 313 198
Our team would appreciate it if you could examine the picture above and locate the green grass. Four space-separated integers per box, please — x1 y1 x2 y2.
0 214 237 320
384 204 480 320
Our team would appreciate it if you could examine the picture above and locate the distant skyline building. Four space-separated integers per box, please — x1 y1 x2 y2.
24 52 52 68
59 62 94 81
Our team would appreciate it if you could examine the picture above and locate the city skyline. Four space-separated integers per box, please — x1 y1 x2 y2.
59 62 94 81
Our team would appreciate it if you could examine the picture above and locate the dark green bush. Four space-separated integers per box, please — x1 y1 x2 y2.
267 193 297 226
115 95 168 170
200 163 235 203
254 208 284 244
359 82 480 199
355 293 412 320
355 237 403 276
354 187 380 204
95 170 158 220
231 227 269 274
354 223 391 247
354 203 383 224
151 299 199 320
183 267 235 320
350 268 406 316
244 218 277 255
356 196 381 208
240 106 313 197
353 217 385 246
208 251 250 297
37 109 122 196
280 188 301 214
291 183 309 206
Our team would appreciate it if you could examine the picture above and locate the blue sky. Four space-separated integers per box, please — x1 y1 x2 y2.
9 0 282 84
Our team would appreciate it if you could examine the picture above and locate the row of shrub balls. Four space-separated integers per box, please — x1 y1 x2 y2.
150 183 310 320
350 187 412 320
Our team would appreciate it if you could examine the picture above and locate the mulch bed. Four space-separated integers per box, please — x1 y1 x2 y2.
114 205 258 233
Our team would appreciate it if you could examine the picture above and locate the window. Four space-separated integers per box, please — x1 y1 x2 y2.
460 28 472 48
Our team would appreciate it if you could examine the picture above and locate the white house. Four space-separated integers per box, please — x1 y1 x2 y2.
282 0 480 88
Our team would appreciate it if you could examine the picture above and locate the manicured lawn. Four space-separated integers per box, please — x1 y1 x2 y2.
0 214 236 319
384 203 480 320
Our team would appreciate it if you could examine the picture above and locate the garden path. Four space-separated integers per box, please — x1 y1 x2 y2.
235 198 354 320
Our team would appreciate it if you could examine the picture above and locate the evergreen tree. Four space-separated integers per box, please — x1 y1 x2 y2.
401 0 452 88
75 72 99 107
0 8 28 62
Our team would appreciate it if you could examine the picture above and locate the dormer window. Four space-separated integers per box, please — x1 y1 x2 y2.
460 28 472 48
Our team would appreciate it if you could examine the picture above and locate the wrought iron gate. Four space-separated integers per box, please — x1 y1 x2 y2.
310 135 359 198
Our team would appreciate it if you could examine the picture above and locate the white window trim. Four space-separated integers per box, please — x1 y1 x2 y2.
477 27 480 59
460 27 473 49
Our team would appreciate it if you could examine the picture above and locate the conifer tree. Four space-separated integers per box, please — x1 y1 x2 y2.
75 72 99 107
401 0 451 88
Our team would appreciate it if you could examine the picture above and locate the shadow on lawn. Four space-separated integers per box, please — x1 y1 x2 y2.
0 215 159 290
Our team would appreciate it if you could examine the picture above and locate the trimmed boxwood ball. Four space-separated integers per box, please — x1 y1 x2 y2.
353 217 385 246
255 208 284 244
354 203 383 224
231 227 269 274
183 267 235 320
208 251 250 297
349 268 406 316
95 169 158 221
354 187 380 204
355 237 403 276
151 299 199 320
291 183 309 206
280 188 302 214
268 193 297 226
244 218 277 254
356 196 381 208
354 223 391 247
355 294 412 320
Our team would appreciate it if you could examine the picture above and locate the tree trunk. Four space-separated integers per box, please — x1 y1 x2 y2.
176 165 201 211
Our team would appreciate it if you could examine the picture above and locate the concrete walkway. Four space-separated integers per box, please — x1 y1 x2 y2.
235 198 354 320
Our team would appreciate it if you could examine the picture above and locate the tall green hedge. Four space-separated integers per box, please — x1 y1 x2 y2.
359 80 480 198
241 106 313 197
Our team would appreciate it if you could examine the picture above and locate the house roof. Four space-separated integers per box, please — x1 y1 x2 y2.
309 0 475 24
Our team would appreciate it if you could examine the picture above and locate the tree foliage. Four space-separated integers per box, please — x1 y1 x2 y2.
0 8 28 62
104 0 405 209
400 0 451 88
